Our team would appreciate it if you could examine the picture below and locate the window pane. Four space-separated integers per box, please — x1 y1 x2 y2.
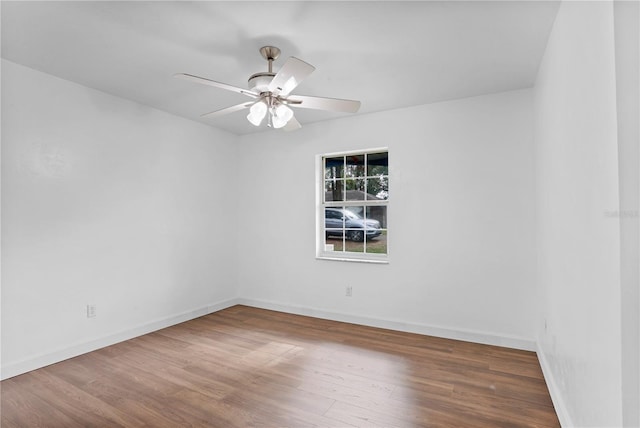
345 206 365 219
345 228 365 243
345 178 366 200
345 154 365 178
325 179 344 202
325 157 344 179
366 230 387 254
366 177 388 200
366 206 387 228
344 234 364 253
344 206 366 250
367 152 388 176
325 230 344 252
325 207 345 229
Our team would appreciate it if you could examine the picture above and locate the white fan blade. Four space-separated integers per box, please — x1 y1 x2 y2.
268 57 315 97
283 116 302 131
201 101 254 118
174 73 258 98
286 95 361 113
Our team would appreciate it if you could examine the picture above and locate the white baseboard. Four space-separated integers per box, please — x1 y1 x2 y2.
536 344 573 427
1 298 240 380
236 298 536 351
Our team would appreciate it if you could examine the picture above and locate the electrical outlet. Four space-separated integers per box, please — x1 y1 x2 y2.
345 286 353 297
86 304 96 318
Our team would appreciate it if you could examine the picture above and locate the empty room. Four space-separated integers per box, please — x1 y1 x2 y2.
1 1 638 427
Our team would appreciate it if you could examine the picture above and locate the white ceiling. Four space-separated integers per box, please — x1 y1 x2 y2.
1 1 559 135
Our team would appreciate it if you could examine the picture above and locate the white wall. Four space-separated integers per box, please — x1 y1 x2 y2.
613 2 640 426
534 2 624 426
236 89 537 349
1 60 238 378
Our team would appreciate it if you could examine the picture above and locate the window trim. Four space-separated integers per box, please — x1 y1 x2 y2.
316 148 389 263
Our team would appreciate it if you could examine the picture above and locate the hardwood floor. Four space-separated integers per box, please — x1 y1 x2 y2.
1 305 559 427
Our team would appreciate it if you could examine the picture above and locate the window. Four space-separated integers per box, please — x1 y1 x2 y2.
317 149 388 262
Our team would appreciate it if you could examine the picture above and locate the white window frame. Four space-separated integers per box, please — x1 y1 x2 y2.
316 148 389 264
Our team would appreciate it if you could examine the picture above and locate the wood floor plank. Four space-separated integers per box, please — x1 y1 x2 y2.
1 305 560 427
13 370 144 427
1 379 83 428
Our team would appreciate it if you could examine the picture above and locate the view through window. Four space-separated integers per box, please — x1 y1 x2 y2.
321 150 388 259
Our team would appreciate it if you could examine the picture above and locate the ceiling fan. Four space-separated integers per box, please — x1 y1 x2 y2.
175 46 361 131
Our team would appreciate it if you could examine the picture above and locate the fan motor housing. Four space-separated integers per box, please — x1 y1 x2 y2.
248 72 275 94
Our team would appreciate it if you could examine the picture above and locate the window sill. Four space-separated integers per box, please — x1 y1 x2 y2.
316 254 389 264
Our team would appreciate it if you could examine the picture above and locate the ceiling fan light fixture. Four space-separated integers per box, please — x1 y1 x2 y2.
247 100 267 126
272 104 294 129
272 116 287 129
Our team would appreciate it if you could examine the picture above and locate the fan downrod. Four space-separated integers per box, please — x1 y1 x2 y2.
259 46 280 74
